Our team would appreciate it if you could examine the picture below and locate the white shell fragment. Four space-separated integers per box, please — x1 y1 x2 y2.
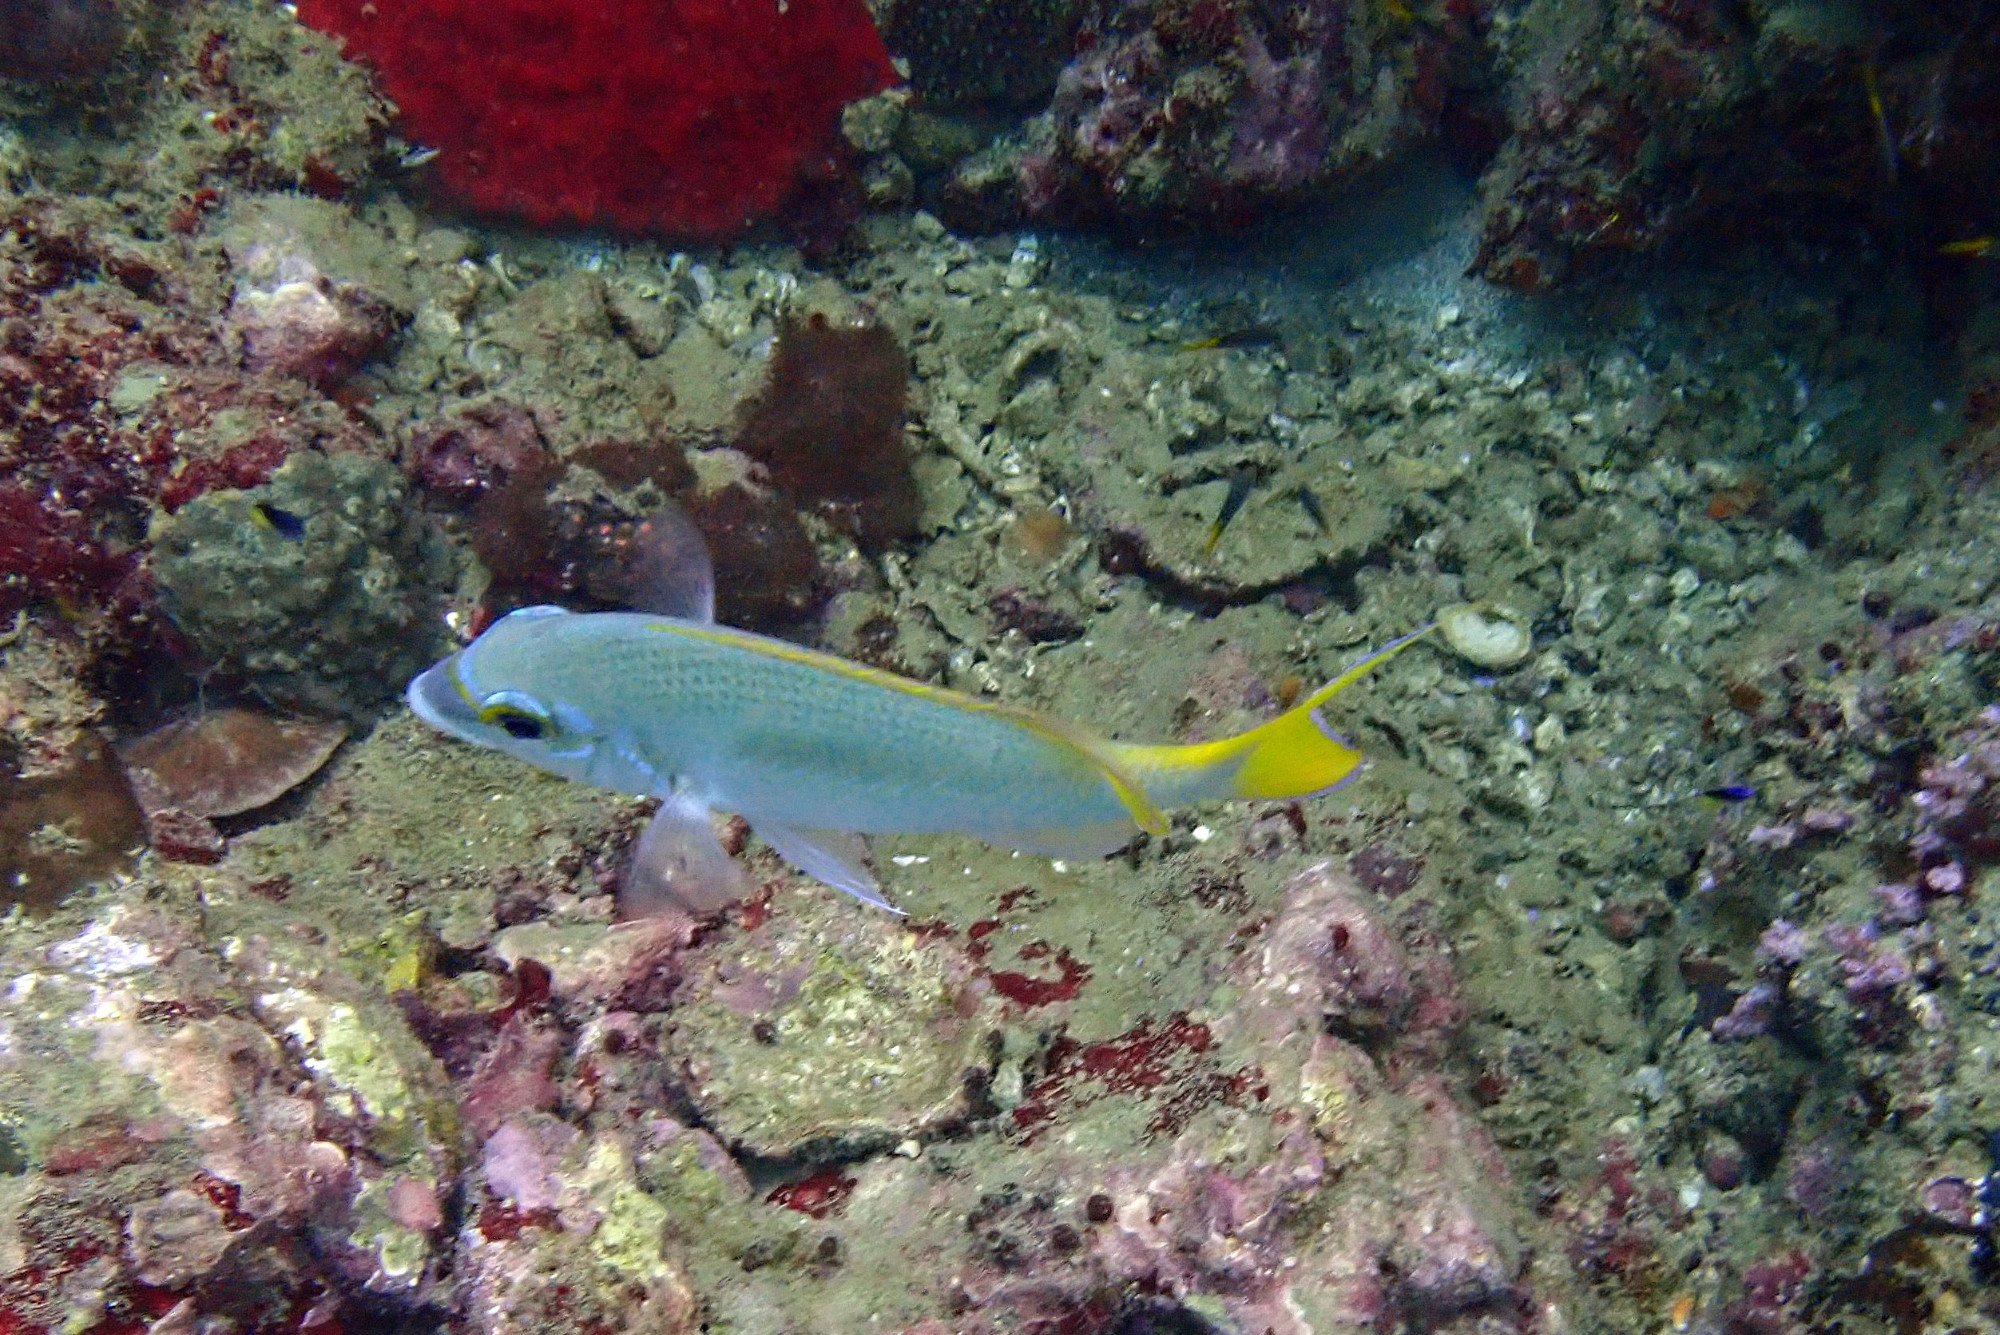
1437 603 1532 669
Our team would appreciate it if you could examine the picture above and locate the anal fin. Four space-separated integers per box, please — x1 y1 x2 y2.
751 820 902 915
623 792 750 918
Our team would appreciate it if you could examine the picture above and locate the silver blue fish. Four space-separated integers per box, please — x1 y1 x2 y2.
408 507 1425 914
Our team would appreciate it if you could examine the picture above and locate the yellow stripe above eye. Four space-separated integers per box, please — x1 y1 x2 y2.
644 620 1168 835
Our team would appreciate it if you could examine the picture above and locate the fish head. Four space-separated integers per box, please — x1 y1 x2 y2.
406 605 610 786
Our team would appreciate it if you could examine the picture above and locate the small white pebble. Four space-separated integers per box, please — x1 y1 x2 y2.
1191 825 1213 842
890 854 930 867
1050 860 1069 872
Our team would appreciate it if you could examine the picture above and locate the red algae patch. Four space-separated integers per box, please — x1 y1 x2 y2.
766 1167 857 1219
293 0 897 238
116 707 346 818
734 312 918 550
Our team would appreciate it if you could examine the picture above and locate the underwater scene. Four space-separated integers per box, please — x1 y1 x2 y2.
3 0 2000 1332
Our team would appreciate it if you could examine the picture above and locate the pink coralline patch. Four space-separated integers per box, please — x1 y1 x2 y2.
946 863 1533 1335
1084 1125 1327 1322
388 1176 444 1231
1558 1135 1667 1286
221 221 400 386
408 402 554 507
1710 980 1779 1040
1920 1175 1980 1229
492 915 695 1010
482 1117 578 1212
1244 860 1415 1041
1389 1077 1523 1318
228 267 393 386
1175 643 1278 742
1012 1012 1257 1138
462 1017 564 1137
8 919 459 1328
1727 1250 1812 1334
1350 841 1424 897
1781 1136 1850 1219
1226 31 1328 191
1756 918 1809 967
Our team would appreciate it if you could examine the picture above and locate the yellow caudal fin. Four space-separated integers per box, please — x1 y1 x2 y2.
1109 625 1434 806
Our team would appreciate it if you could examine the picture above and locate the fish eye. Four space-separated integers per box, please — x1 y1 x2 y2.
495 711 543 740
477 695 553 741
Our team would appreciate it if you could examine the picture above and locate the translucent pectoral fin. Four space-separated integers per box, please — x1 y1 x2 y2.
622 793 750 919
624 500 716 623
751 820 903 915
984 818 1142 861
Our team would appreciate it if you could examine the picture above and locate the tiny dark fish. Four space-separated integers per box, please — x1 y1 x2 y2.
1182 326 1281 352
1703 784 1757 803
1202 468 1258 559
251 502 307 540
1296 487 1332 537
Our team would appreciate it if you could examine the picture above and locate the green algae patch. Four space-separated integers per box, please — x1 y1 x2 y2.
579 1139 683 1281
253 978 462 1172
348 1174 441 1284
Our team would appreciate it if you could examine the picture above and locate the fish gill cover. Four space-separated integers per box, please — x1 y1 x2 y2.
292 0 899 237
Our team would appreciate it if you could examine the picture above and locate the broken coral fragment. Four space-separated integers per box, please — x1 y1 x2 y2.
1436 602 1532 669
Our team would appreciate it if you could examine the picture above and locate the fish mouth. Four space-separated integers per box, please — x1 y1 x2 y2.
407 656 476 739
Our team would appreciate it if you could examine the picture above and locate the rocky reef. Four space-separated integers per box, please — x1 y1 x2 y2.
4 1 2000 1333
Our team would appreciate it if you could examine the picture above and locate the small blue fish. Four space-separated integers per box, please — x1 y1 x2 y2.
1703 784 1757 803
409 506 1427 915
250 502 306 540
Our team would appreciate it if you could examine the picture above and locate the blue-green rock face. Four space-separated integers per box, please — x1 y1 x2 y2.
150 451 455 717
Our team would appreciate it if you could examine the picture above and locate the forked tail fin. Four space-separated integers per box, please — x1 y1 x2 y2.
1108 625 1435 807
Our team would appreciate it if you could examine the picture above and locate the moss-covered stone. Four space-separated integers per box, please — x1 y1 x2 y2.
150 450 454 716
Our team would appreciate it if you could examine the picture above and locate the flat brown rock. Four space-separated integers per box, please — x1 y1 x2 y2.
118 708 347 818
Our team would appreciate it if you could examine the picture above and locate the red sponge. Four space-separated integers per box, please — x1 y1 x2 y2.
297 0 898 238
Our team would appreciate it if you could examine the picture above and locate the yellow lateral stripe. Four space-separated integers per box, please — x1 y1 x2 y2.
645 621 1168 834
